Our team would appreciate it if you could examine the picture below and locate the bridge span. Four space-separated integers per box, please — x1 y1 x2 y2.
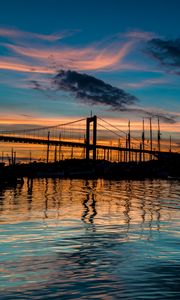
0 115 177 163
0 134 164 156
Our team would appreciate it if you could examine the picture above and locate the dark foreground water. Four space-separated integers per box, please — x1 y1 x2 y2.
0 179 179 299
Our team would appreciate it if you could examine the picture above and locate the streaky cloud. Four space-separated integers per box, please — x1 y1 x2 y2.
125 78 169 89
4 40 133 72
0 58 54 74
145 111 177 124
123 29 158 41
0 27 76 42
111 106 177 124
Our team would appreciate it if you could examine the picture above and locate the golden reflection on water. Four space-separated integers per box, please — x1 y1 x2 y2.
0 179 180 299
0 179 179 233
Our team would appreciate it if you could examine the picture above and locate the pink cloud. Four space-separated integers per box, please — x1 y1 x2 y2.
125 78 169 88
0 27 75 41
0 59 54 74
0 28 162 76
0 27 161 75
1 28 157 74
123 30 158 40
3 40 133 72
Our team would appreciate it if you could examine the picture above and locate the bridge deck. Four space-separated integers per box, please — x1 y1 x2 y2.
0 135 169 156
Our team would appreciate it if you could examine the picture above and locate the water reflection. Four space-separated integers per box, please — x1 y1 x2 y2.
0 179 179 299
81 180 97 230
0 179 179 229
0 178 179 235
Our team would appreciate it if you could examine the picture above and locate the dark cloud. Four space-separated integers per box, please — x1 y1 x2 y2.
53 70 177 123
30 79 58 100
30 69 177 124
30 80 44 91
118 107 177 124
53 70 137 109
146 38 180 74
19 114 33 118
146 111 177 124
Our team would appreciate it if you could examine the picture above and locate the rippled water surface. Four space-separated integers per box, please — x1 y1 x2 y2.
0 179 180 299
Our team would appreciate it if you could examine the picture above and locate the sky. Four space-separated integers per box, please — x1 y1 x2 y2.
0 0 180 141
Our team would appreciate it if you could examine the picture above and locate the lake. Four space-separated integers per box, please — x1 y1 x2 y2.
0 178 179 299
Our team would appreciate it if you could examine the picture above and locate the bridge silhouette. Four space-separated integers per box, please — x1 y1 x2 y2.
0 115 175 163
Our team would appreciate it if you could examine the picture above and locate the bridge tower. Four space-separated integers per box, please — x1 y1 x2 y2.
86 115 97 161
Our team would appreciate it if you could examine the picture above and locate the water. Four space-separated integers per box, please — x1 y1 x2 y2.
0 178 179 299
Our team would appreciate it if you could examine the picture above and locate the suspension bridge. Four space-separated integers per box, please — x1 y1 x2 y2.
0 115 177 164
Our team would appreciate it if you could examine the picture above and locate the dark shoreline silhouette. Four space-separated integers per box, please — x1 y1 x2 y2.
0 153 180 184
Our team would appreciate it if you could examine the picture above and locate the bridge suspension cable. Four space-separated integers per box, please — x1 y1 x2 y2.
97 123 126 140
98 116 152 149
98 117 142 148
0 118 86 134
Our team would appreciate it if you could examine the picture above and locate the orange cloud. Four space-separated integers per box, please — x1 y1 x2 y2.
0 28 162 75
0 113 84 127
0 60 54 74
0 112 179 134
4 40 133 72
73 42 133 71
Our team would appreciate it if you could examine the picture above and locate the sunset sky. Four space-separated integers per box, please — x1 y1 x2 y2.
0 0 180 142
